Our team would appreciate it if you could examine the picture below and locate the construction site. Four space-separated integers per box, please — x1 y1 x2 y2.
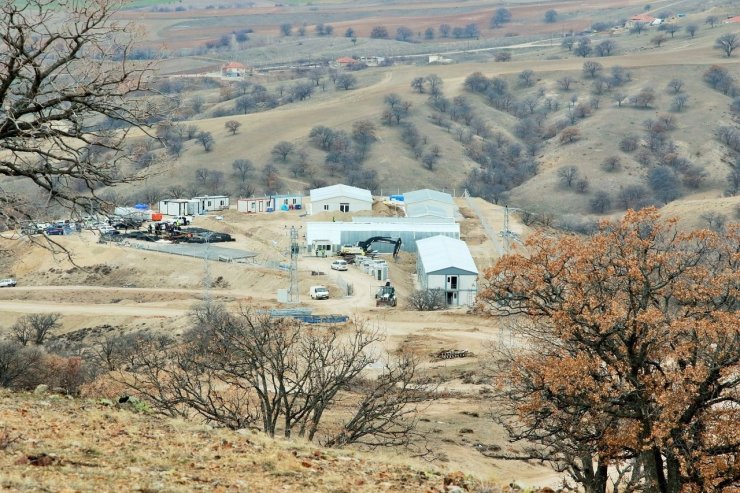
0 188 542 484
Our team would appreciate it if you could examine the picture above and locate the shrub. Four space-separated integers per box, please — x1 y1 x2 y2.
407 289 446 311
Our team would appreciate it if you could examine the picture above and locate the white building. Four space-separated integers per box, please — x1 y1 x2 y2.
405 204 454 222
158 199 201 217
306 219 460 254
193 195 229 212
416 235 478 307
237 196 275 213
237 193 303 213
403 189 456 219
309 184 372 215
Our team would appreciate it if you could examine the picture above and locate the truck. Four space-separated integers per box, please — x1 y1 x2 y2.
309 285 329 300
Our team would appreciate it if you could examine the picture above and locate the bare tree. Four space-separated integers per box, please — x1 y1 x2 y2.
518 70 535 87
425 74 443 96
115 305 431 448
632 87 656 108
601 156 622 172
0 0 158 237
335 74 357 90
12 313 62 346
664 23 680 37
582 61 603 79
651 34 668 47
191 95 206 113
715 33 738 57
666 78 684 94
700 211 727 232
224 120 241 135
558 76 576 91
589 190 612 213
557 166 579 187
594 39 617 56
705 15 719 28
672 94 689 112
197 131 215 152
0 342 43 388
685 23 699 38
559 127 581 144
271 141 295 162
231 159 253 183
410 77 425 93
406 289 446 310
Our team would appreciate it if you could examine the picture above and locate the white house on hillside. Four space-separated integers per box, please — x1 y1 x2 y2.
404 189 456 219
309 184 372 215
416 235 478 307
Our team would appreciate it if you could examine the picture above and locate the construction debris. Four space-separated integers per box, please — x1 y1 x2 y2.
433 349 472 360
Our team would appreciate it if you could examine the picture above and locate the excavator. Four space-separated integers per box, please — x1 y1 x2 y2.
340 236 403 260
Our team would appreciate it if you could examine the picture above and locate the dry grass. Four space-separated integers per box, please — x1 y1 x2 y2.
0 389 451 492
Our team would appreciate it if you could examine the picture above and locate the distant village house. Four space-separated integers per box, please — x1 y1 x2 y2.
221 61 247 77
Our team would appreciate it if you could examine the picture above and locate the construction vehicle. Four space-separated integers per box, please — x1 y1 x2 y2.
375 281 397 307
340 236 402 258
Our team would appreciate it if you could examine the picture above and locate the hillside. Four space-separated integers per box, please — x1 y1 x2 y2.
115 2 740 226
0 389 459 492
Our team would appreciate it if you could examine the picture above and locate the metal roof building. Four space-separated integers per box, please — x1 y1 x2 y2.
403 189 456 219
308 184 372 215
305 220 460 254
416 235 478 307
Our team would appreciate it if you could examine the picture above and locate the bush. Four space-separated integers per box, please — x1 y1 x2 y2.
619 134 639 152
494 51 512 62
407 289 446 311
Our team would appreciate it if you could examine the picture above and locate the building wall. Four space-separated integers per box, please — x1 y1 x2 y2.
419 270 477 307
159 200 191 217
197 196 229 211
310 196 372 215
237 198 274 213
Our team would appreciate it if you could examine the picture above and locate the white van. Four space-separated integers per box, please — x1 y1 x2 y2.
309 285 329 300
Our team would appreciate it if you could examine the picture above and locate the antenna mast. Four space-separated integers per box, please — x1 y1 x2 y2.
288 226 299 303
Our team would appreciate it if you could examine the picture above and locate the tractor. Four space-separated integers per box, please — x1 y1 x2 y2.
375 281 397 307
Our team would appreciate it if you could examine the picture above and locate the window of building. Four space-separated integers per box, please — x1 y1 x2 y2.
340 203 350 213
323 204 329 211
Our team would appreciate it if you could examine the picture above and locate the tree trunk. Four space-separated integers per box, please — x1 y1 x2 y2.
641 448 669 493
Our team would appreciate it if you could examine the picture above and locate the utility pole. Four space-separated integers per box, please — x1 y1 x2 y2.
288 226 299 303
202 231 214 305
500 205 522 254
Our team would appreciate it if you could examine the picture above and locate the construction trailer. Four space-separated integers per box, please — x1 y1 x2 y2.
416 235 478 307
308 184 372 215
305 218 460 255
403 189 457 219
193 195 229 212
158 199 201 217
237 193 303 213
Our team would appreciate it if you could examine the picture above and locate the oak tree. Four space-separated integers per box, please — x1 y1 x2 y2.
479 209 740 493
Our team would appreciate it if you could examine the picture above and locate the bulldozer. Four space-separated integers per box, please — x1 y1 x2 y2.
375 281 397 307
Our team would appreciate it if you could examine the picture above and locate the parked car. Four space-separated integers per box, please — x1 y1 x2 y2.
0 278 17 288
44 226 64 235
330 259 348 271
98 226 118 236
309 285 329 300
